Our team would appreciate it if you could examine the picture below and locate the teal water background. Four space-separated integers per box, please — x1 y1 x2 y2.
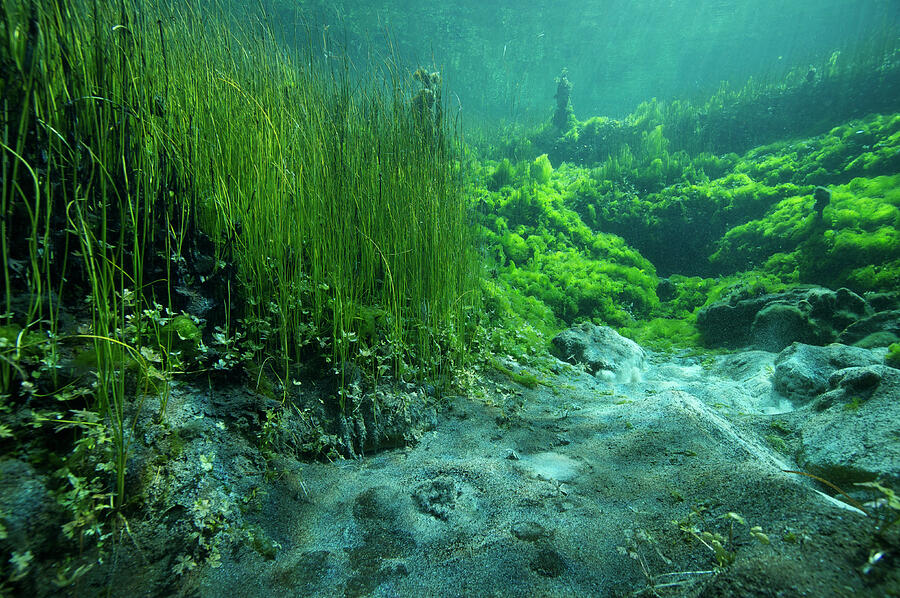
284 0 899 123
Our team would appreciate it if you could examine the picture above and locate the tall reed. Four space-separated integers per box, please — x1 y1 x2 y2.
160 1 479 387
1 0 478 507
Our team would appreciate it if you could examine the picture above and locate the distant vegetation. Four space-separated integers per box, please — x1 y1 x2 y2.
474 64 900 354
268 0 900 125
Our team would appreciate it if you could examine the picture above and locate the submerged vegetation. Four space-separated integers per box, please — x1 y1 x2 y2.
0 0 898 593
1 0 477 583
471 45 900 354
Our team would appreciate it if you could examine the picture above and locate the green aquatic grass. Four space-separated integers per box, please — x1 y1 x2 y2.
161 2 479 388
0 0 194 506
1 0 478 512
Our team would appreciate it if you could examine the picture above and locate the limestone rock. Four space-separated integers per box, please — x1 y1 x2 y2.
773 343 881 403
550 323 645 383
797 365 900 486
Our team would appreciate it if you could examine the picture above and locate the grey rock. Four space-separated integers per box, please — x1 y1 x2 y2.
703 350 788 411
656 278 677 302
511 521 547 542
826 366 883 396
773 343 881 403
695 294 762 348
838 310 900 346
712 350 776 382
698 285 872 350
551 323 646 383
797 365 900 487
0 459 59 556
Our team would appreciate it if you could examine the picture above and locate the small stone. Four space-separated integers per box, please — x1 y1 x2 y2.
832 367 882 392
511 521 546 542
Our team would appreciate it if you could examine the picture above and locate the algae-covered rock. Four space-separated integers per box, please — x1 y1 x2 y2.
0 459 59 557
697 285 871 349
477 165 659 326
838 310 900 346
751 303 818 352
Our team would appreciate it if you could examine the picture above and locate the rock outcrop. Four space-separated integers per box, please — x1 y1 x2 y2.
837 309 900 347
551 323 645 383
772 343 882 403
796 364 900 487
697 286 872 351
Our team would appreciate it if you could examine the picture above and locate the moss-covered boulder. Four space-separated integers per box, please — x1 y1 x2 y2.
711 173 900 294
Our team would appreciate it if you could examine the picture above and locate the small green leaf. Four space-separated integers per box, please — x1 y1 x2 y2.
722 511 746 525
10 550 33 574
750 526 770 544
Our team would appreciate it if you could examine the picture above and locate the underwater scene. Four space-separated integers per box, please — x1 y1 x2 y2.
1 0 899 596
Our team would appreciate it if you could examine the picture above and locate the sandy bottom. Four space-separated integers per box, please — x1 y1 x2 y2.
176 351 895 597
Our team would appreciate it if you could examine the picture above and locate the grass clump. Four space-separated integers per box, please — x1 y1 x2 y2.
166 6 479 387
529 154 553 184
885 343 900 369
618 318 701 353
488 357 542 389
